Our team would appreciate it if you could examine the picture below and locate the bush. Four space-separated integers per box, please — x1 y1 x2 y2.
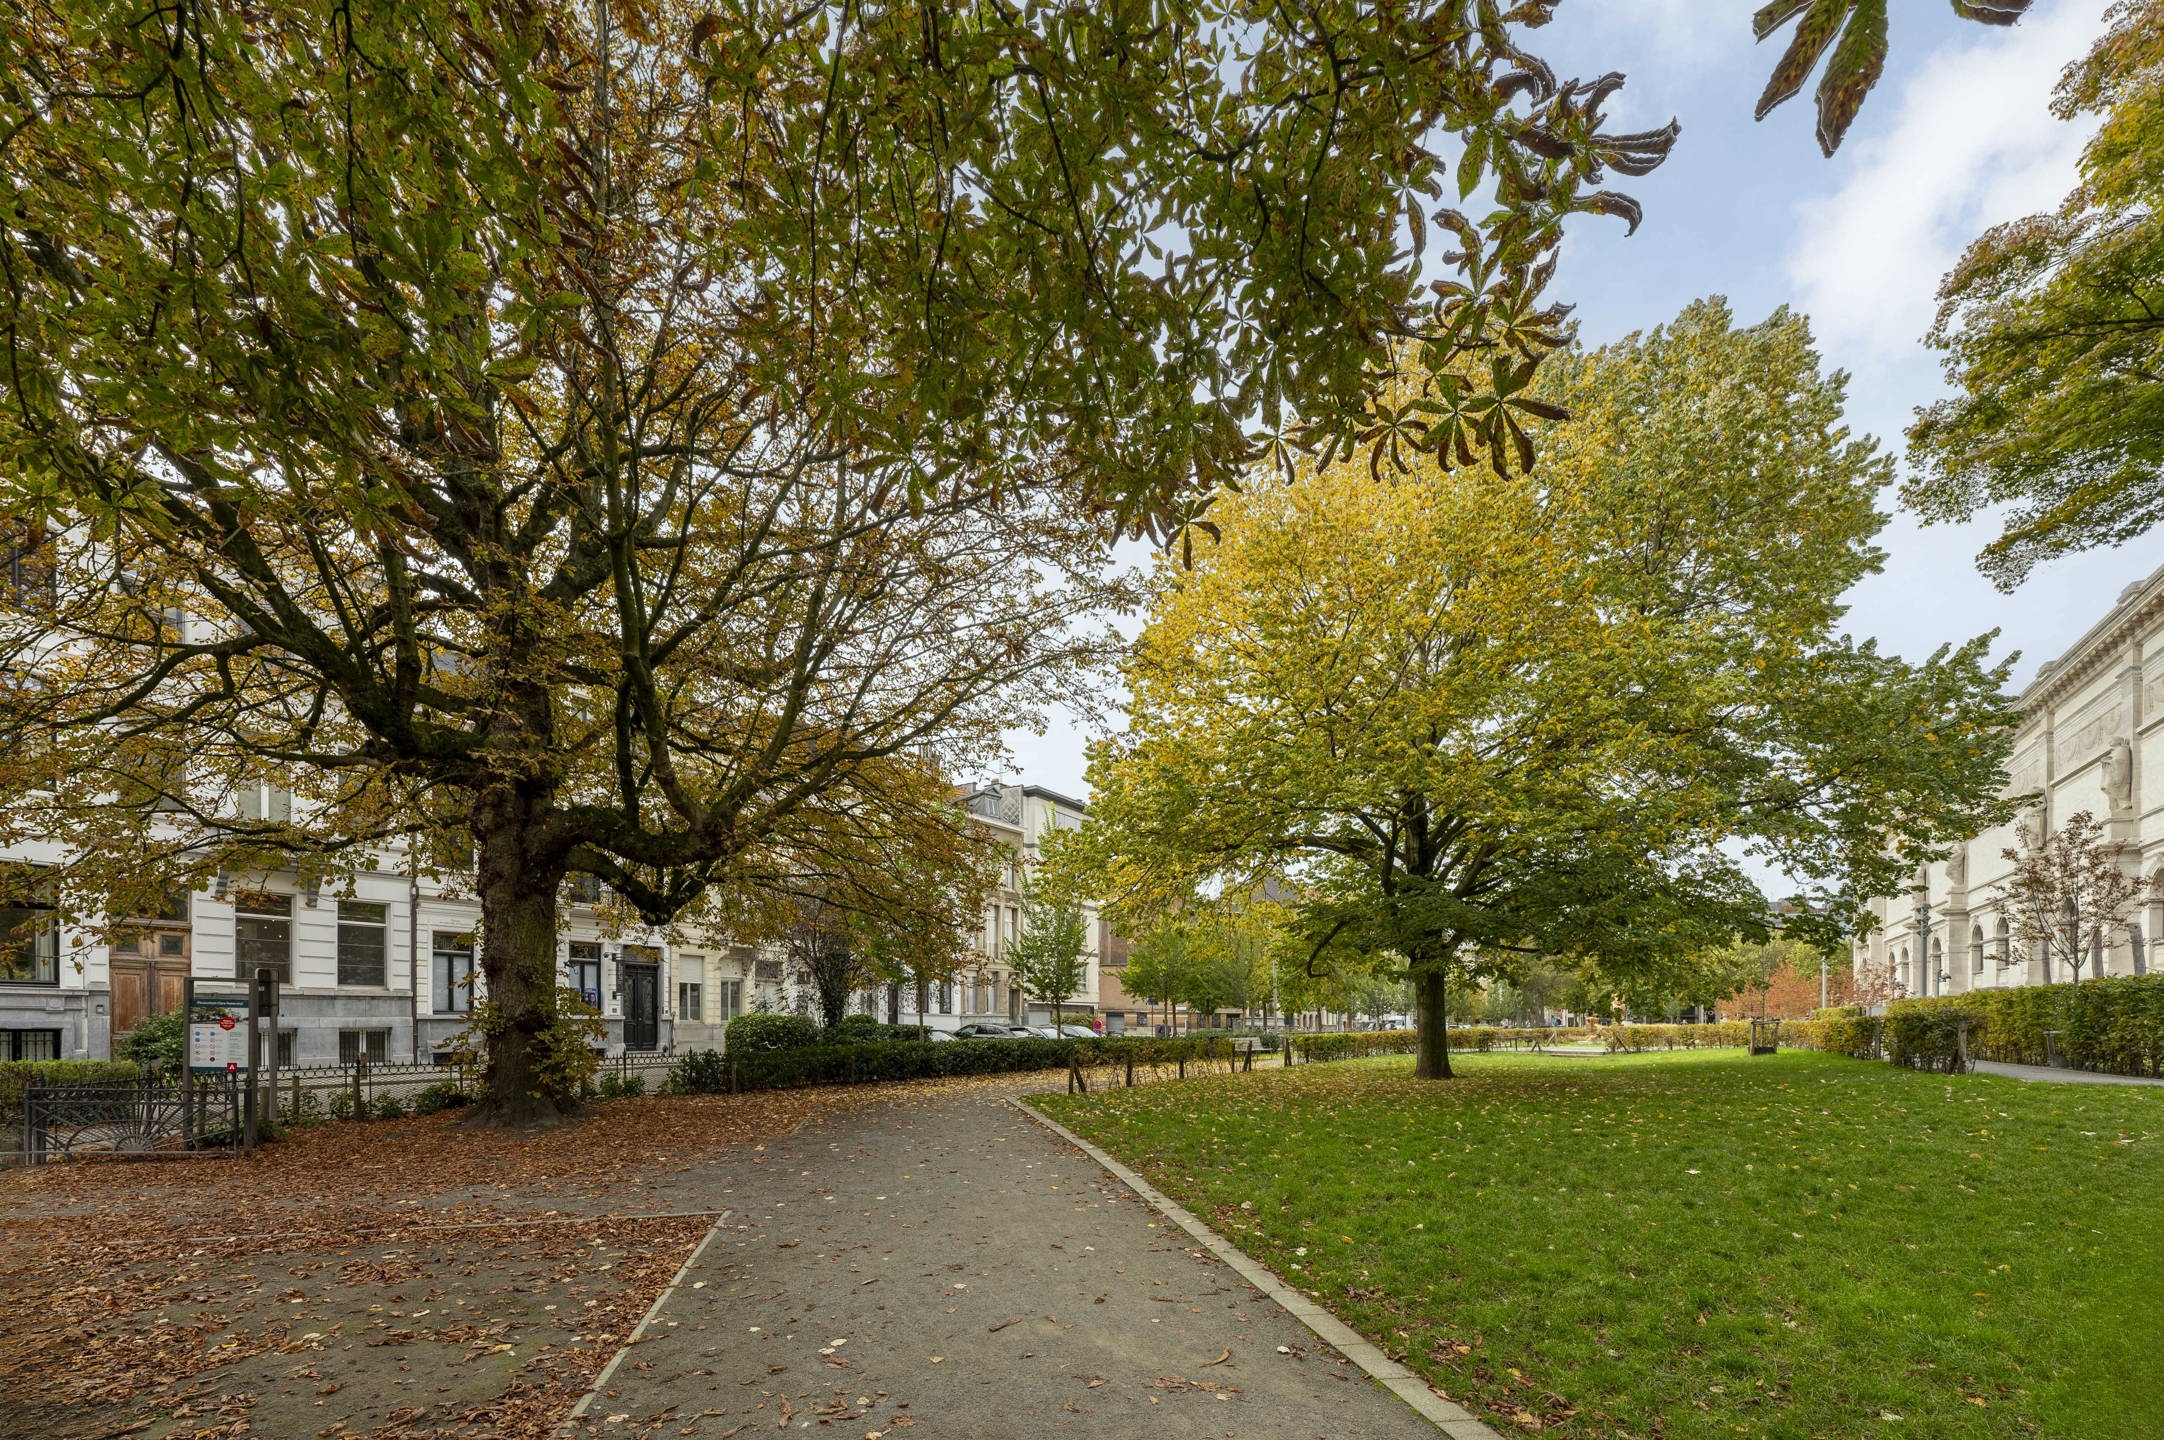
411 1080 471 1116
596 1070 647 1100
726 1012 821 1053
1788 1008 1881 1059
371 1092 410 1120
327 1089 355 1121
0 1059 142 1121
1880 997 1978 1073
723 1033 1240 1092
280 1087 324 1125
828 1013 885 1041
115 1011 186 1070
1290 1029 1418 1062
665 1049 729 1095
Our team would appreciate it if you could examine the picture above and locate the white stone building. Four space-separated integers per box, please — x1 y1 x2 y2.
1854 561 2164 998
0 777 1103 1062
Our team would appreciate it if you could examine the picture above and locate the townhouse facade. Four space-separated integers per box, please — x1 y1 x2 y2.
0 777 1108 1063
1853 559 2164 998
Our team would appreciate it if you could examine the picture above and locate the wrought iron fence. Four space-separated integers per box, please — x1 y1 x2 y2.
17 1073 241 1164
269 1050 681 1120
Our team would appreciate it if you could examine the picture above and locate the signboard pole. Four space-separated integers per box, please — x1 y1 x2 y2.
181 975 195 1150
243 970 264 1154
263 969 281 1135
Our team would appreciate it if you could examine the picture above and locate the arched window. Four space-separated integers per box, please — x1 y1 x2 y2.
1931 936 1945 995
2130 921 2146 977
2090 926 2106 980
1899 944 1911 995
1970 925 1985 975
1995 917 2011 972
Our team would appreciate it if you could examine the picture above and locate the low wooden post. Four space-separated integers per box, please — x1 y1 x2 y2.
1177 1052 1185 1081
1243 1047 1253 1073
1125 1053 1134 1088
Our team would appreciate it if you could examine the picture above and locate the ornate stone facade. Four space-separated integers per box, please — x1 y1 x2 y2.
1854 559 2164 1000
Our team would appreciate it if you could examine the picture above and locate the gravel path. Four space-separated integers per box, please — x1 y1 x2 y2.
565 1081 1433 1438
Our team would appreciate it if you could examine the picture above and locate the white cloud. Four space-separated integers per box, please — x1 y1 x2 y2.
1786 0 2109 365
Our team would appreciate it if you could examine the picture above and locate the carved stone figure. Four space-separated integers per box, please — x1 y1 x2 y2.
2101 736 2134 810
1947 842 1967 889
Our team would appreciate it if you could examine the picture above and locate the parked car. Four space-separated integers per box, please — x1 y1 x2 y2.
925 1028 958 1042
1047 1023 1099 1039
952 1022 1026 1039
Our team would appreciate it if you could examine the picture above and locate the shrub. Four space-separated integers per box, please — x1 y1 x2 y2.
1290 1029 1418 1062
666 1049 729 1095
411 1080 471 1116
829 1013 886 1041
371 1092 410 1120
595 1070 648 1100
726 1012 821 1053
0 1059 142 1121
1881 997 1978 1073
724 1033 1239 1092
115 1011 187 1070
279 1087 325 1125
327 1090 355 1121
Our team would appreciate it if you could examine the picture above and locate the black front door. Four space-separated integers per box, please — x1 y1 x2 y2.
623 963 659 1051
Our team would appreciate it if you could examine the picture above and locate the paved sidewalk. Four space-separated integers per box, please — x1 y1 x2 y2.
565 1082 1434 1438
1973 1059 2164 1088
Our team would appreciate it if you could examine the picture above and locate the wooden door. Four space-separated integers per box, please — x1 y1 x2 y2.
111 959 153 1037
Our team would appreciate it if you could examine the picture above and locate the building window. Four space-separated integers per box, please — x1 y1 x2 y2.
568 941 602 1010
715 978 743 1022
432 932 475 1014
236 781 293 823
754 957 782 983
338 1028 390 1066
2132 923 2147 977
1969 925 1985 975
275 1029 297 1067
1 1029 60 1061
678 981 703 1022
337 901 389 987
234 891 293 985
1995 918 2011 968
0 868 58 985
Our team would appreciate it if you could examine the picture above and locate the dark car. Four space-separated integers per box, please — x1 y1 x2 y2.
952 1022 1025 1039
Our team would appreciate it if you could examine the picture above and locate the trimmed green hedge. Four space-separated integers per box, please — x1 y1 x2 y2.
723 1012 820 1052
1289 1029 1418 1062
0 1059 143 1121
1783 977 2164 1077
672 1034 1243 1093
1595 1022 1754 1052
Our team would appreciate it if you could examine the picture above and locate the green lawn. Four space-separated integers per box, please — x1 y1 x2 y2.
1034 1050 2164 1439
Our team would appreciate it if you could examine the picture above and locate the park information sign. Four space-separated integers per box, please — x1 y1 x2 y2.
188 993 252 1074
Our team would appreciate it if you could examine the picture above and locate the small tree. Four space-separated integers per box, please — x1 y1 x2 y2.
1006 881 1090 1032
1992 810 2157 985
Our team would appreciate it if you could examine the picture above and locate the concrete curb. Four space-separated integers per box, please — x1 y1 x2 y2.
1012 1097 1502 1440
555 1209 732 1433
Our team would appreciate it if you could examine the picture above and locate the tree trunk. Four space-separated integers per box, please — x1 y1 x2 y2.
887 981 901 1025
470 789 575 1127
1412 967 1453 1080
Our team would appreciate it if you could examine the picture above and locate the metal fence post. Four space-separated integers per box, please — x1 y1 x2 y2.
353 1056 367 1122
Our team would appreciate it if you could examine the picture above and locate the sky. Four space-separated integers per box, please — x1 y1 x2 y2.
1002 0 2157 802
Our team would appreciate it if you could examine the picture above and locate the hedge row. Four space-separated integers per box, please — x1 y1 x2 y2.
672 1033 1244 1093
0 1060 143 1121
1288 1029 1419 1062
1593 1022 1754 1052
1872 977 2164 1076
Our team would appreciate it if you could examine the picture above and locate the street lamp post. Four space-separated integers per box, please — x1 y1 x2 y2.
1914 895 1934 997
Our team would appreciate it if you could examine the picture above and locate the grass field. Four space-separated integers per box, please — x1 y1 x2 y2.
1034 1050 2164 1439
